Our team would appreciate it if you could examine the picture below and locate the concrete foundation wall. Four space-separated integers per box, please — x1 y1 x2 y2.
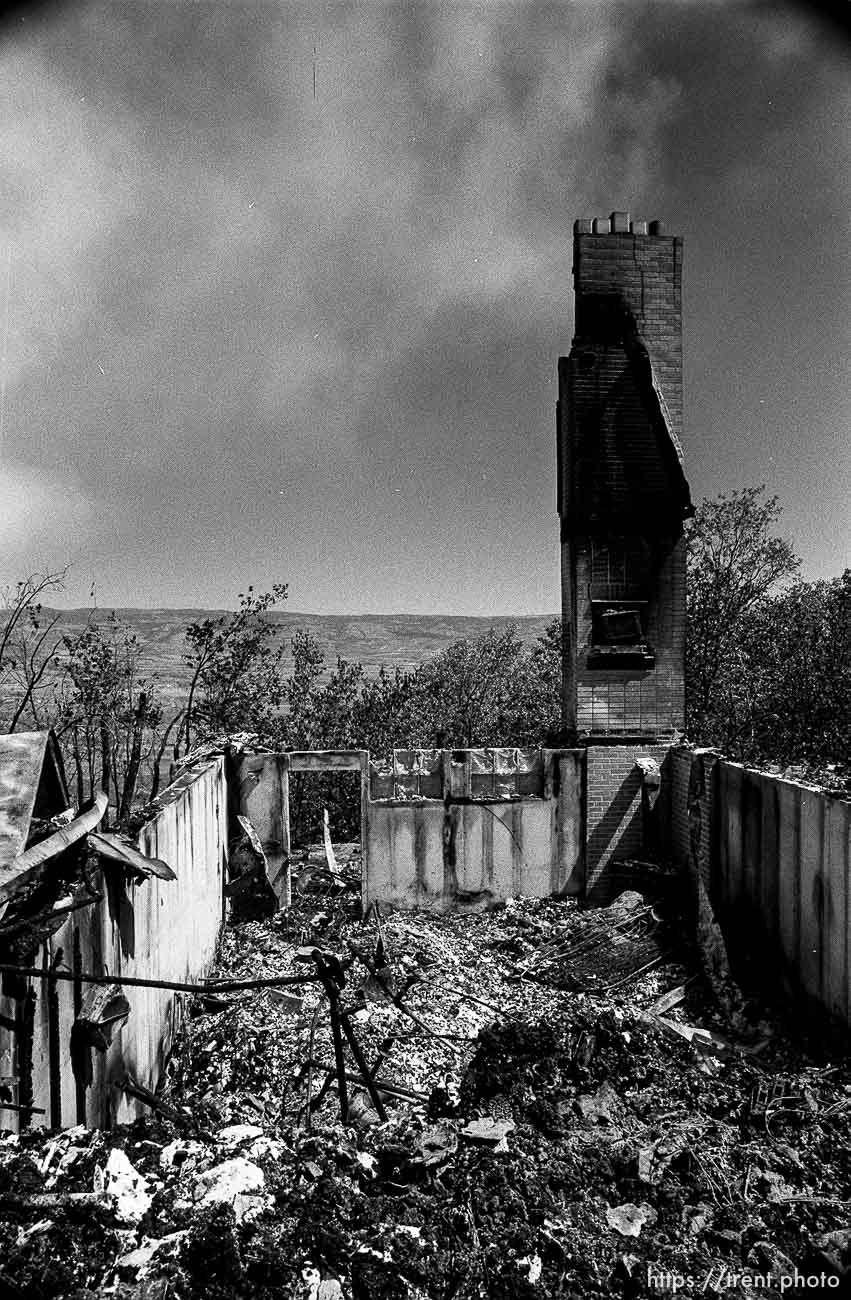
0 756 227 1131
237 748 584 913
364 750 584 911
671 748 851 1034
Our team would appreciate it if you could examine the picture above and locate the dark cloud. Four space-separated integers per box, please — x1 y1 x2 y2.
0 0 847 610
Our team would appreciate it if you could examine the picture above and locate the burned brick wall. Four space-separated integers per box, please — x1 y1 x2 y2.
557 212 691 745
557 212 693 889
570 215 684 443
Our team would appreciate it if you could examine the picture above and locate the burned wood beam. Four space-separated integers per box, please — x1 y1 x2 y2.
301 1004 321 1132
303 1069 336 1120
0 1191 103 1210
312 950 349 1122
73 929 86 1124
0 887 103 941
337 1006 388 1122
303 1060 427 1102
16 987 36 1129
115 1072 186 1124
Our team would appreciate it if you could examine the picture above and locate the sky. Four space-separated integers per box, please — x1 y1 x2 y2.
0 0 848 615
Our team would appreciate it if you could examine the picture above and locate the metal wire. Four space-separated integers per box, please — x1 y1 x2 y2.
0 961 320 994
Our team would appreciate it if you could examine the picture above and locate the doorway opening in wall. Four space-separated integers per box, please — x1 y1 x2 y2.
288 770 363 897
289 771 361 847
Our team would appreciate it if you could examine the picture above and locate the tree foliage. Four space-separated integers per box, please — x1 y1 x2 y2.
703 570 850 772
686 487 847 779
685 486 800 735
274 621 562 760
179 583 288 752
411 627 527 748
0 569 66 733
56 615 163 826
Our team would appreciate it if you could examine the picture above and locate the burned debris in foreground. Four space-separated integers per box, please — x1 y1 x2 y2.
1 846 850 1300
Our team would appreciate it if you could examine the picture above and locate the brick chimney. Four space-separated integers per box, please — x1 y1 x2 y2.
557 212 693 741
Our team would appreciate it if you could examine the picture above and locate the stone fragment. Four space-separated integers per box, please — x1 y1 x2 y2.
606 1202 657 1238
193 1156 269 1221
216 1123 263 1146
103 1147 152 1223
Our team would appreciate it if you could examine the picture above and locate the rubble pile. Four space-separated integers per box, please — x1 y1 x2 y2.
1 856 850 1299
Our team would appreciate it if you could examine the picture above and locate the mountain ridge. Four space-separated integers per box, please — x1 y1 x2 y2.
35 608 559 706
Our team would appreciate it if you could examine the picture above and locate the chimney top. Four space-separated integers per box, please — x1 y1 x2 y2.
572 215 672 237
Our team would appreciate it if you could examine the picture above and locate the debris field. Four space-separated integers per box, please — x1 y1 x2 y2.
1 845 850 1300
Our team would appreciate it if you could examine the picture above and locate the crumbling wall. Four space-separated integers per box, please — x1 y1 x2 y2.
364 749 584 911
0 756 227 1131
236 748 584 913
671 749 851 1035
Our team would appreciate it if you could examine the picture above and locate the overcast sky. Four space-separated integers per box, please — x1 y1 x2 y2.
0 0 848 614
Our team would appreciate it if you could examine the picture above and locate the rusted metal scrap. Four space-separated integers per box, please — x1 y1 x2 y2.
0 961 321 994
74 982 131 1052
513 892 671 992
0 731 70 877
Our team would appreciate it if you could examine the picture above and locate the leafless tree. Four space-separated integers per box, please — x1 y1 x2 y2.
0 568 67 732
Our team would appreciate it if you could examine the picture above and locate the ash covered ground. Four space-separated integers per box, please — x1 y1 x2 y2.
1 848 850 1299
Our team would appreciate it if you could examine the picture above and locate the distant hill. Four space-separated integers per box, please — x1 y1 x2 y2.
40 609 558 708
